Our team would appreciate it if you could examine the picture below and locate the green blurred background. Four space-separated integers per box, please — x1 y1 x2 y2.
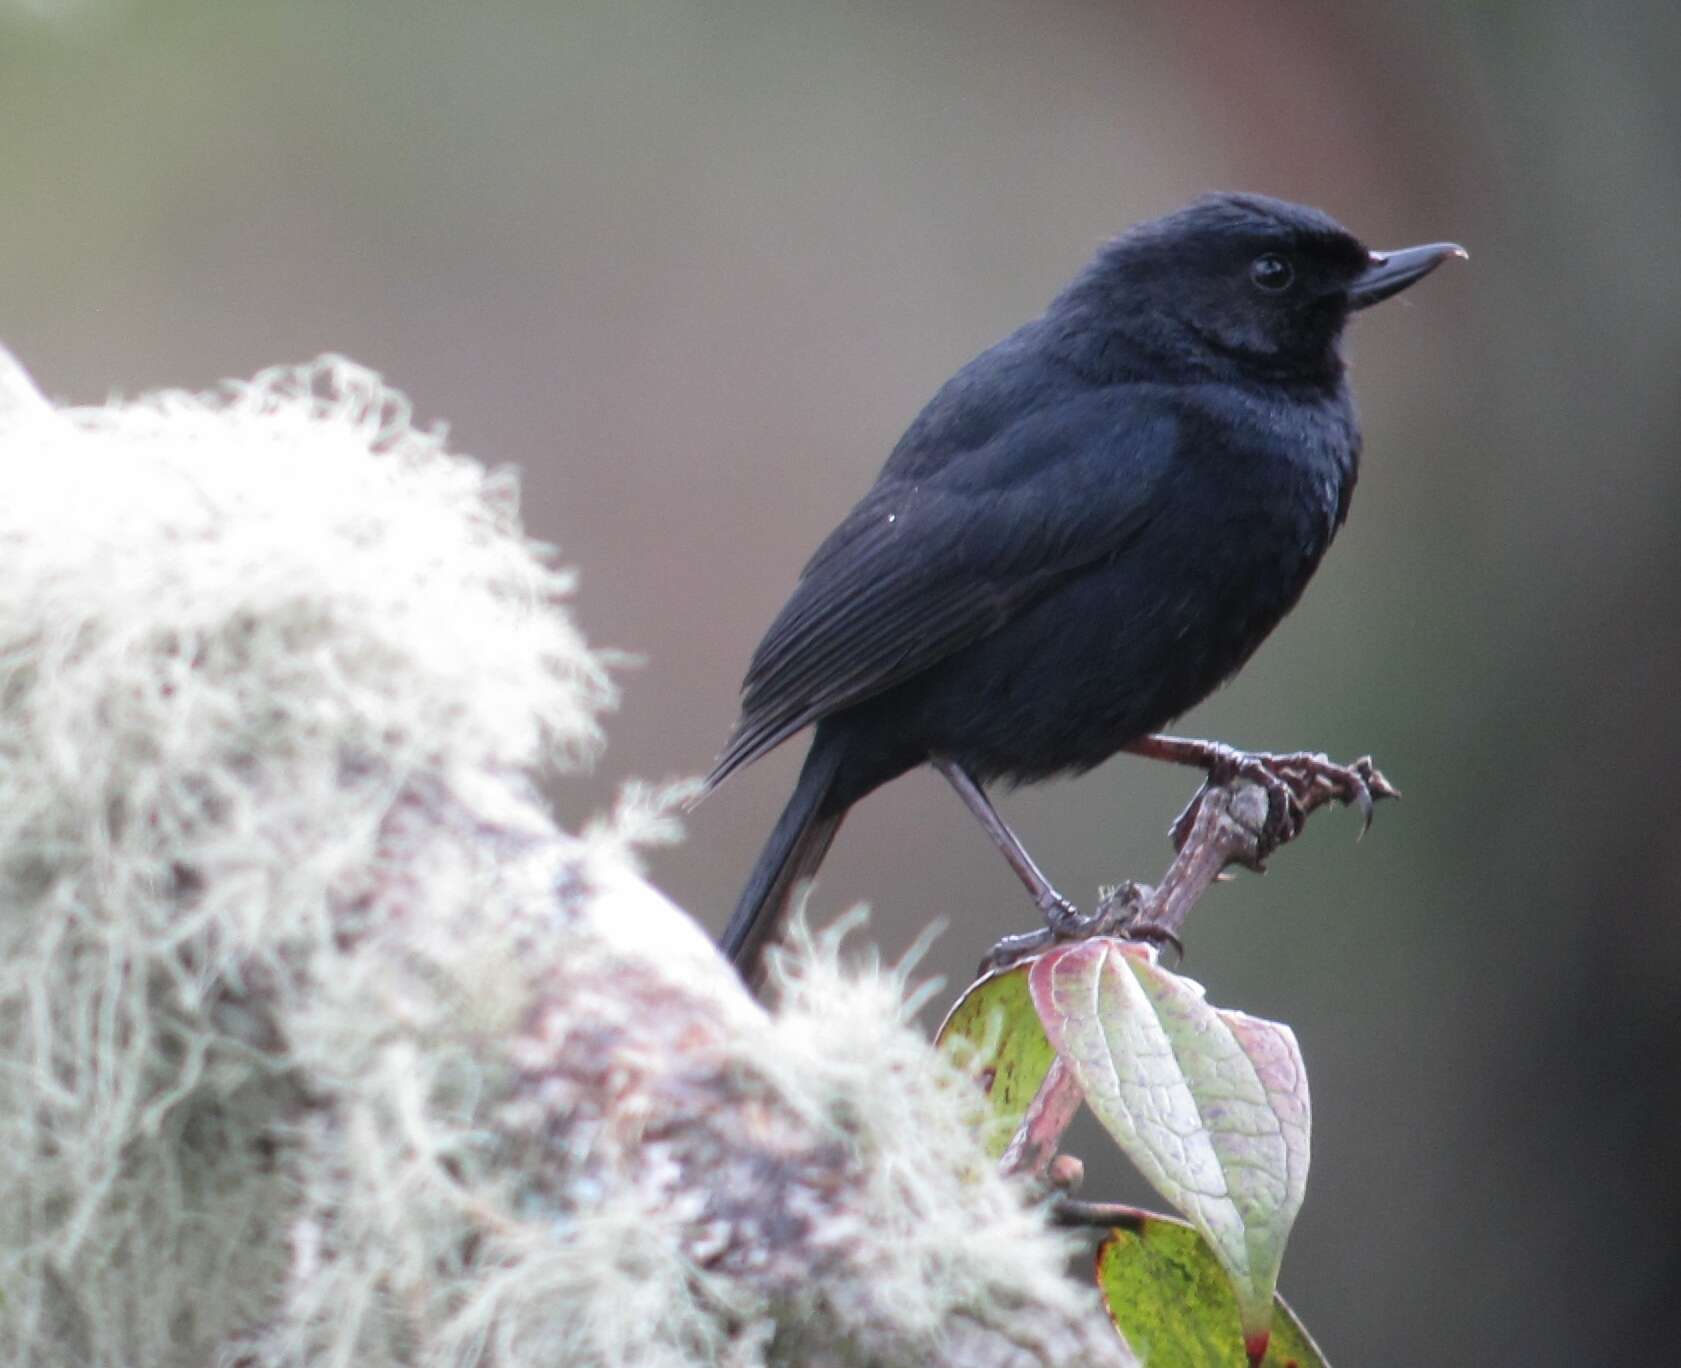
4 1 1676 1361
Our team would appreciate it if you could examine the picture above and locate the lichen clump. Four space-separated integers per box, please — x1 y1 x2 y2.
0 357 611 1364
0 354 1107 1368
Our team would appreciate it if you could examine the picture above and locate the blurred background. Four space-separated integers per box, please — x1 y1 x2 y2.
3 0 1676 1361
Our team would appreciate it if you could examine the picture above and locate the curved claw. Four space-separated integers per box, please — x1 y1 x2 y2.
1352 773 1375 837
1127 921 1184 965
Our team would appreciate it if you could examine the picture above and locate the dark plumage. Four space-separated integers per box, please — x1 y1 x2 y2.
703 192 1462 978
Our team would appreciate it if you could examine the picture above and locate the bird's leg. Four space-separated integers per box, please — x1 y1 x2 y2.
1124 734 1398 862
935 759 1101 941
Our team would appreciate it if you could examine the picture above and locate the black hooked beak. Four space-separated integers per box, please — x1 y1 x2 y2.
1349 242 1467 309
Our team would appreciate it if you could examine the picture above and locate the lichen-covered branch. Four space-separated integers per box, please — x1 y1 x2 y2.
0 350 1130 1368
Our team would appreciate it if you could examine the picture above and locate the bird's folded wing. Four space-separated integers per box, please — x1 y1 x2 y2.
704 393 1181 789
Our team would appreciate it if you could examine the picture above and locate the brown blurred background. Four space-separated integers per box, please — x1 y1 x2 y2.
4 0 1677 1361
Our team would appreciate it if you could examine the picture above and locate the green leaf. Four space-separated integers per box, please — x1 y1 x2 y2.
1029 940 1310 1341
1097 1215 1329 1368
934 962 1059 1160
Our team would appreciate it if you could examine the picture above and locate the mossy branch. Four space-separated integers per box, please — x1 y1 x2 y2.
0 349 1127 1368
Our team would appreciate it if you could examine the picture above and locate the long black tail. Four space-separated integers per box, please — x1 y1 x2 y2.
719 737 847 980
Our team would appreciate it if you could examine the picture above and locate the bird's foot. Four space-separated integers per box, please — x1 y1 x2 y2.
976 889 1114 976
1155 741 1398 865
976 896 1180 976
977 926 1056 976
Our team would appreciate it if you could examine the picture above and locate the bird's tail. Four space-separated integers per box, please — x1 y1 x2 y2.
719 738 846 981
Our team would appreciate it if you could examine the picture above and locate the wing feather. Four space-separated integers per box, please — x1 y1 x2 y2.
704 389 1180 788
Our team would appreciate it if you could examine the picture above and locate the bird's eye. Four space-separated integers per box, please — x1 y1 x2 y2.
1249 253 1295 293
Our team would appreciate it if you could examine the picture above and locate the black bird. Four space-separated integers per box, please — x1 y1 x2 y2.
702 193 1462 978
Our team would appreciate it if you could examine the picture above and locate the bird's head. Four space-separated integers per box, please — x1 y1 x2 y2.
1060 192 1464 385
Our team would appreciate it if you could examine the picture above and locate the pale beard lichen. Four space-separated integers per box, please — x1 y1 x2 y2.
0 355 613 1364
0 353 1121 1367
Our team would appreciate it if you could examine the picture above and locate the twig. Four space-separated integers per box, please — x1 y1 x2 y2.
1108 779 1270 949
1116 754 1395 949
1050 1199 1155 1232
999 1056 1085 1178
